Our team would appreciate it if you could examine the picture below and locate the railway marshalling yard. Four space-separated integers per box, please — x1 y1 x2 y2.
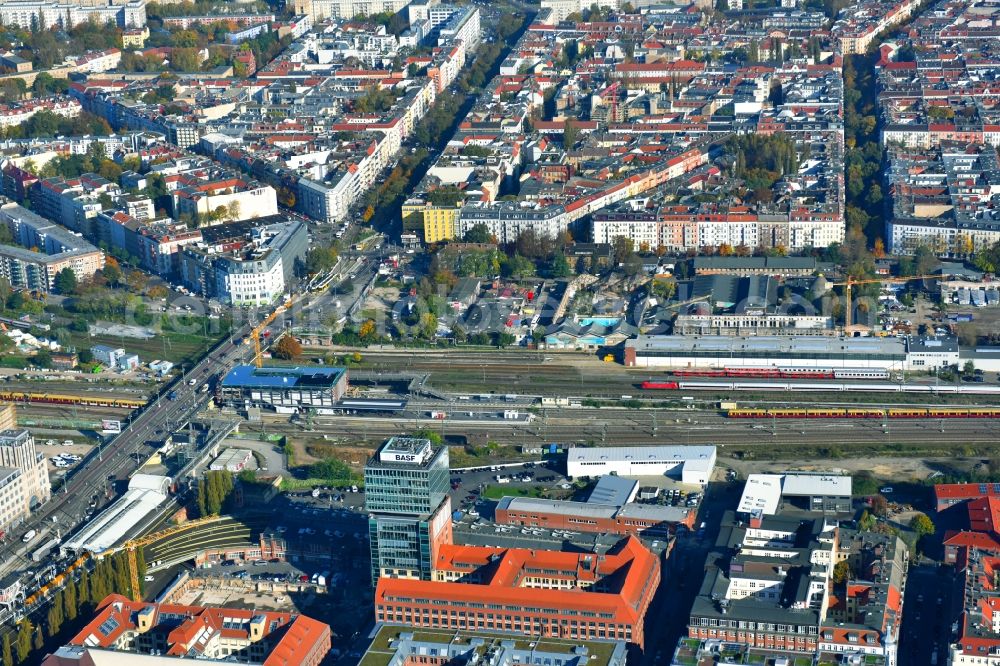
9 348 1000 485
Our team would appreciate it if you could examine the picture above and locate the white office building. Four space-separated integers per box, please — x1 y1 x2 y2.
566 445 717 485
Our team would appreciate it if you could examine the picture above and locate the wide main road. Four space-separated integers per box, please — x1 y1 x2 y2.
0 322 258 578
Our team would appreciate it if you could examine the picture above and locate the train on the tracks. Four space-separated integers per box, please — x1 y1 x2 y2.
23 554 90 607
668 366 891 380
640 364 1000 395
0 391 146 409
727 407 1000 419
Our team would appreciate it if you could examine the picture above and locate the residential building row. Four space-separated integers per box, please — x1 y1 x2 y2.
879 0 1000 257
0 0 145 30
830 0 921 53
404 13 845 252
42 594 331 666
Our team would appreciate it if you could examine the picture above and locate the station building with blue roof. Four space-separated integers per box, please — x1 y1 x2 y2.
217 365 348 412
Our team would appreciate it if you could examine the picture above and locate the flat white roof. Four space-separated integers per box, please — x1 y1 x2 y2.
737 474 783 516
63 475 171 553
587 476 638 505
738 473 852 516
781 474 851 497
568 445 717 473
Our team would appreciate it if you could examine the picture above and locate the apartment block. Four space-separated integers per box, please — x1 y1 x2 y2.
44 594 330 666
0 201 105 292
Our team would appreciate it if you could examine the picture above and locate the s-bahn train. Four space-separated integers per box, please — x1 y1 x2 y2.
727 407 1000 419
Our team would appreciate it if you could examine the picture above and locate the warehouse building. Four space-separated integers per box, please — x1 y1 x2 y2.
566 445 716 485
625 334 961 371
496 495 694 537
217 365 348 413
209 447 253 472
62 475 171 554
497 474 694 536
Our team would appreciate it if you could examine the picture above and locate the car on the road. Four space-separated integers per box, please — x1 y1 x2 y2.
252 560 267 566
144 575 155 582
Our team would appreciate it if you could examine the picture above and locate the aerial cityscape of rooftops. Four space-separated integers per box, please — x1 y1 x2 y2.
2 0 1000 662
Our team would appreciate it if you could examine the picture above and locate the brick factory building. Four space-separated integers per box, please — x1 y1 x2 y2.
374 536 660 648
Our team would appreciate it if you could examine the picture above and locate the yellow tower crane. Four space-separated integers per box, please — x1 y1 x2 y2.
104 516 224 601
246 298 294 368
826 275 939 331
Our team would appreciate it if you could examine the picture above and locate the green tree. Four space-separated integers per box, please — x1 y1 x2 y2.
502 254 536 279
910 513 935 539
48 589 64 637
54 267 78 294
562 121 580 148
419 312 438 339
463 223 494 244
63 575 78 621
304 246 338 274
15 619 32 663
78 567 90 607
33 625 43 651
549 251 571 278
611 236 634 264
2 632 12 666
832 560 852 584
852 472 879 496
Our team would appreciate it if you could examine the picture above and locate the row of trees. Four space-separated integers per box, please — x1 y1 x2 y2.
196 470 236 518
1 550 143 666
2 111 112 142
4 19 123 70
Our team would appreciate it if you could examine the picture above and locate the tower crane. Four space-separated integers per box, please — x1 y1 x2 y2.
246 298 293 368
102 516 224 601
826 275 938 330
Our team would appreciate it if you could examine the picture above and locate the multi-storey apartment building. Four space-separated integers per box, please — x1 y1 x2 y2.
0 201 105 292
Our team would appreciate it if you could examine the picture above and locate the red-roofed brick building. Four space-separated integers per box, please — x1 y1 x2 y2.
935 483 1000 512
943 495 1000 564
42 595 330 666
948 551 1000 665
374 536 659 648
